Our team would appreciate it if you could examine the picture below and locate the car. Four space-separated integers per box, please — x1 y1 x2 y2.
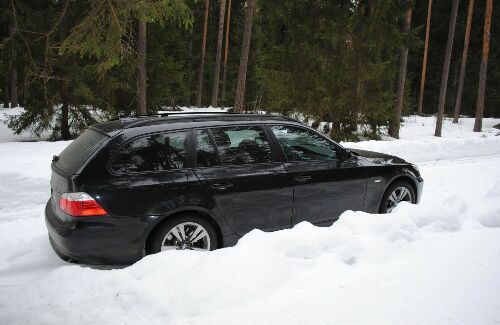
46 112 423 264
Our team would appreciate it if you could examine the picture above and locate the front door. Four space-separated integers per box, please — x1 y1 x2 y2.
193 126 293 236
269 125 366 226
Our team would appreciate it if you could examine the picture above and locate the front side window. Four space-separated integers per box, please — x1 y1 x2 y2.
271 125 337 161
111 131 187 173
211 126 273 165
196 130 220 167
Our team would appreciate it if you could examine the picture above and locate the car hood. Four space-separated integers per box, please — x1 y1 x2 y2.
348 148 407 165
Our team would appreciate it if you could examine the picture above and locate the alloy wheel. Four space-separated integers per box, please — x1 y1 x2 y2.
161 222 211 251
386 186 412 213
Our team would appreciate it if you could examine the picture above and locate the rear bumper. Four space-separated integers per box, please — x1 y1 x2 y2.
45 200 147 265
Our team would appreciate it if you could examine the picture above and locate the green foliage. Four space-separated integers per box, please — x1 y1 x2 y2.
61 0 193 74
255 0 419 141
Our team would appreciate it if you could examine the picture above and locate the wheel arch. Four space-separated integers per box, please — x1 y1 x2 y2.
378 173 419 210
144 207 226 254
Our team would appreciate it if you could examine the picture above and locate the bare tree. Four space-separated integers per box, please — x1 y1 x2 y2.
234 0 255 113
196 0 210 108
3 74 9 107
60 78 70 140
434 0 460 137
211 0 227 107
453 0 475 123
417 0 432 115
389 2 412 139
221 0 232 106
137 19 147 115
473 0 492 132
9 14 18 107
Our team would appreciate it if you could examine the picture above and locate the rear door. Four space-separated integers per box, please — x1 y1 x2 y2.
269 125 366 226
193 126 293 236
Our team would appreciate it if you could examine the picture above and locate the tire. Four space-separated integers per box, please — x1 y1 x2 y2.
379 180 416 214
148 214 219 254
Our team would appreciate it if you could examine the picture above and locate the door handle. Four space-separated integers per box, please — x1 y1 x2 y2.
293 175 312 183
211 182 234 190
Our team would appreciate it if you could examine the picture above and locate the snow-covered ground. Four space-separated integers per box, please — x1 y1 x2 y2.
0 115 500 324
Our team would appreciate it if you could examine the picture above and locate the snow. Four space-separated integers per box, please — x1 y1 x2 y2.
1 114 500 324
0 107 51 142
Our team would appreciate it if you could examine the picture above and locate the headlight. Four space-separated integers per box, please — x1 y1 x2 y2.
411 163 419 173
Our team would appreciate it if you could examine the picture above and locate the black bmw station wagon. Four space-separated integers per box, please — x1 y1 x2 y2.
46 112 423 264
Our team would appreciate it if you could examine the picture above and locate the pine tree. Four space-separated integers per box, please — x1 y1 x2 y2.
473 0 492 132
417 0 432 115
221 0 232 106
211 0 226 107
196 0 210 108
389 1 412 139
137 19 147 114
434 0 460 137
453 0 475 123
234 0 255 113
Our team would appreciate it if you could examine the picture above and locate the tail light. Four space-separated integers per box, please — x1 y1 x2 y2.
59 192 108 217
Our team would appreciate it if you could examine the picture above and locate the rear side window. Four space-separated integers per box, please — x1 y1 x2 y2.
111 131 188 173
211 126 272 165
55 129 108 174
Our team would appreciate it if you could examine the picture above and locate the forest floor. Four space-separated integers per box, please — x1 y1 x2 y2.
0 112 499 324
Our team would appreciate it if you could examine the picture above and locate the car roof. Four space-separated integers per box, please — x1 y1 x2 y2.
90 112 303 136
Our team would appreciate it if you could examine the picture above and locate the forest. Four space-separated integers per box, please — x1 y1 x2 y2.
0 0 498 140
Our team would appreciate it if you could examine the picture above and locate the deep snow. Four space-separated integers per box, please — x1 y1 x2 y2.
0 114 500 324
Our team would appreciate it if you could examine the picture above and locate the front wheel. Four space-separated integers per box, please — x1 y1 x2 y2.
379 181 416 213
148 214 218 254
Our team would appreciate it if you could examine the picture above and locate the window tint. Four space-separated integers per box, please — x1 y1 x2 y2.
56 129 108 173
196 130 220 167
271 125 337 161
211 126 272 165
111 131 187 173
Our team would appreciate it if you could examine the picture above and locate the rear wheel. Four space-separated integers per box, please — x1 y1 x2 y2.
148 214 218 254
379 181 416 213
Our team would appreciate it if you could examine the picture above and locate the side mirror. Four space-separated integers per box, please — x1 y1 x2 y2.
338 149 351 160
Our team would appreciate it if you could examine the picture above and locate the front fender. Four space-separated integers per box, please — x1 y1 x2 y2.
363 165 421 213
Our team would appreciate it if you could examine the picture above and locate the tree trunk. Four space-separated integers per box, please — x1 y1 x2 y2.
3 73 9 107
188 29 193 58
473 0 492 132
453 0 475 123
234 0 255 113
60 78 70 140
388 4 412 139
196 0 210 108
417 0 432 115
211 0 226 107
221 0 232 107
434 0 459 137
137 19 147 115
9 18 18 108
187 29 193 104
9 54 17 107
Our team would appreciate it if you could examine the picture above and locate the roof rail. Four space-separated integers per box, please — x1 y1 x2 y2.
130 111 237 118
116 111 300 129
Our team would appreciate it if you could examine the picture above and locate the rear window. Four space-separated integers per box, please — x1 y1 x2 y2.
55 129 108 174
